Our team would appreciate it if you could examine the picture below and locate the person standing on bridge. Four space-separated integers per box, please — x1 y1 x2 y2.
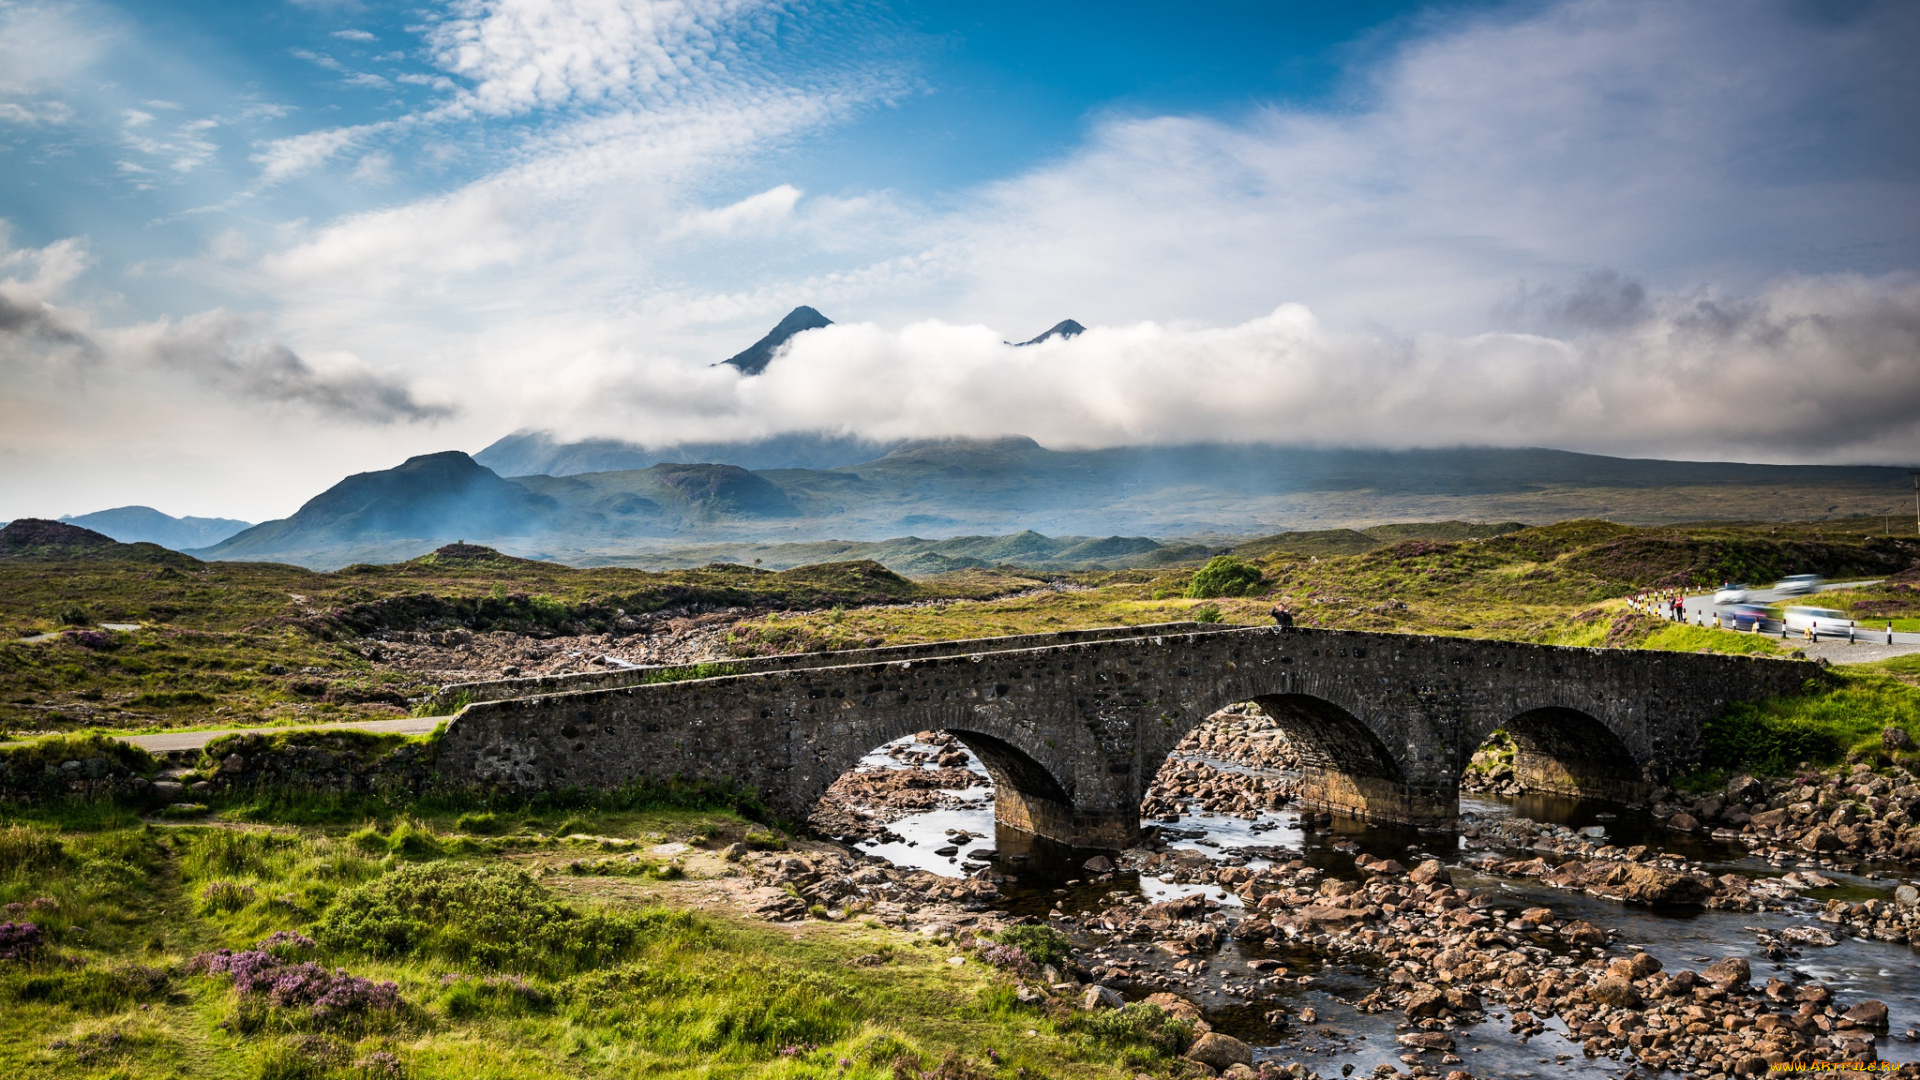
1270 604 1294 630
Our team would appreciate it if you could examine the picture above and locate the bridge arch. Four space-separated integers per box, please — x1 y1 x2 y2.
789 706 1098 846
1494 705 1649 805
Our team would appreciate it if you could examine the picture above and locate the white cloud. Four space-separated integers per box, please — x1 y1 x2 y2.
422 0 766 118
331 29 377 42
495 272 1920 465
351 150 394 184
252 124 366 183
662 183 800 240
946 0 1920 334
0 227 451 424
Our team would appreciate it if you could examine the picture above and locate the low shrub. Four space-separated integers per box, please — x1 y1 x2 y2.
314 863 697 976
0 920 45 961
201 880 256 914
985 925 1071 971
1186 556 1264 599
1067 1000 1193 1058
1 963 173 1011
190 948 400 1030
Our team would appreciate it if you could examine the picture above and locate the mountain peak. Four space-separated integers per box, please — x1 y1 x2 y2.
722 306 834 375
1013 319 1085 347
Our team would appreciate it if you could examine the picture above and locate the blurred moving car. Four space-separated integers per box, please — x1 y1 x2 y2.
1713 584 1750 604
1775 574 1824 595
1782 606 1854 635
1719 604 1774 632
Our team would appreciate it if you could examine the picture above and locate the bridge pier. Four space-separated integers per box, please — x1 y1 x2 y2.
994 788 1139 849
1295 768 1460 828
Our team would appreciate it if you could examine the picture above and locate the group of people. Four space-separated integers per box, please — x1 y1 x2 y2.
1628 591 1690 621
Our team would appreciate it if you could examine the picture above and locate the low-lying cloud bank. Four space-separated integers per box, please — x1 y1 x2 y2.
510 271 1920 466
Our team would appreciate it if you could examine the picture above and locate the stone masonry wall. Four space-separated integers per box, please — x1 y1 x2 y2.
434 625 1818 843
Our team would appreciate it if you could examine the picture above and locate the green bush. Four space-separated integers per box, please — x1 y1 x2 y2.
988 925 1072 971
1192 603 1222 624
314 863 698 976
1068 1000 1193 1059
1185 556 1264 599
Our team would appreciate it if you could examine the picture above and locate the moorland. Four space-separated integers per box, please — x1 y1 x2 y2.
6 514 1920 1080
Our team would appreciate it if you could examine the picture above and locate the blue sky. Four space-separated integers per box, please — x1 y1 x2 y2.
2 0 1918 520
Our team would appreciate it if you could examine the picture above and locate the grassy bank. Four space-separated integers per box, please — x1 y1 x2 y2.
1685 654 1920 780
0 797 1177 1080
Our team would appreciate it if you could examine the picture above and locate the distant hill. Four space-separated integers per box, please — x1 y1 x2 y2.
721 305 833 376
183 437 1920 570
195 451 563 564
1232 521 1529 559
0 518 199 566
60 506 251 550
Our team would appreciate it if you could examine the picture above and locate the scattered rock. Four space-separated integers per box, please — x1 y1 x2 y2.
1185 1032 1254 1071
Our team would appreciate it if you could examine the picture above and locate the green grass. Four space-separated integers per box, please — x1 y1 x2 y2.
0 551 1037 737
726 520 1920 657
1693 658 1920 776
0 806 1189 1079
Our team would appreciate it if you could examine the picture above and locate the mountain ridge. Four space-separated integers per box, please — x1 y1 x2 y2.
185 438 1920 570
59 506 252 551
720 305 833 375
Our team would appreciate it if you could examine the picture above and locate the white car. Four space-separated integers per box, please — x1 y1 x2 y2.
1713 585 1750 604
1781 607 1854 636
1774 574 1824 595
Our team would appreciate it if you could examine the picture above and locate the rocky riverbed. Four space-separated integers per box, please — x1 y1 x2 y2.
780 717 1920 1079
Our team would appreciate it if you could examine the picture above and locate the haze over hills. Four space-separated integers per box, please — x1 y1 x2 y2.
57 506 252 551
185 436 1920 570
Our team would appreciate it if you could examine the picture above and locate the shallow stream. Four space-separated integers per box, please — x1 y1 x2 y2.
839 738 1920 1075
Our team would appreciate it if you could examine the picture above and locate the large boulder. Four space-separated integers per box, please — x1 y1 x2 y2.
1184 1032 1253 1071
1701 956 1751 988
1590 976 1642 1009
1580 862 1711 905
1844 1000 1889 1030
1409 859 1451 886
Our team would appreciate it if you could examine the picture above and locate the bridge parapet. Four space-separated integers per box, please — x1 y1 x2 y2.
434 626 1818 847
425 621 1217 711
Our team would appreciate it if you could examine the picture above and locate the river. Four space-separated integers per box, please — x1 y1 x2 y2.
838 736 1920 1075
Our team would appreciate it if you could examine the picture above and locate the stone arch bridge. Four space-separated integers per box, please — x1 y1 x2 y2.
434 623 1815 848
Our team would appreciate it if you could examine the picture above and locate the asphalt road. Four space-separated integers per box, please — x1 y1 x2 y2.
1670 579 1920 652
